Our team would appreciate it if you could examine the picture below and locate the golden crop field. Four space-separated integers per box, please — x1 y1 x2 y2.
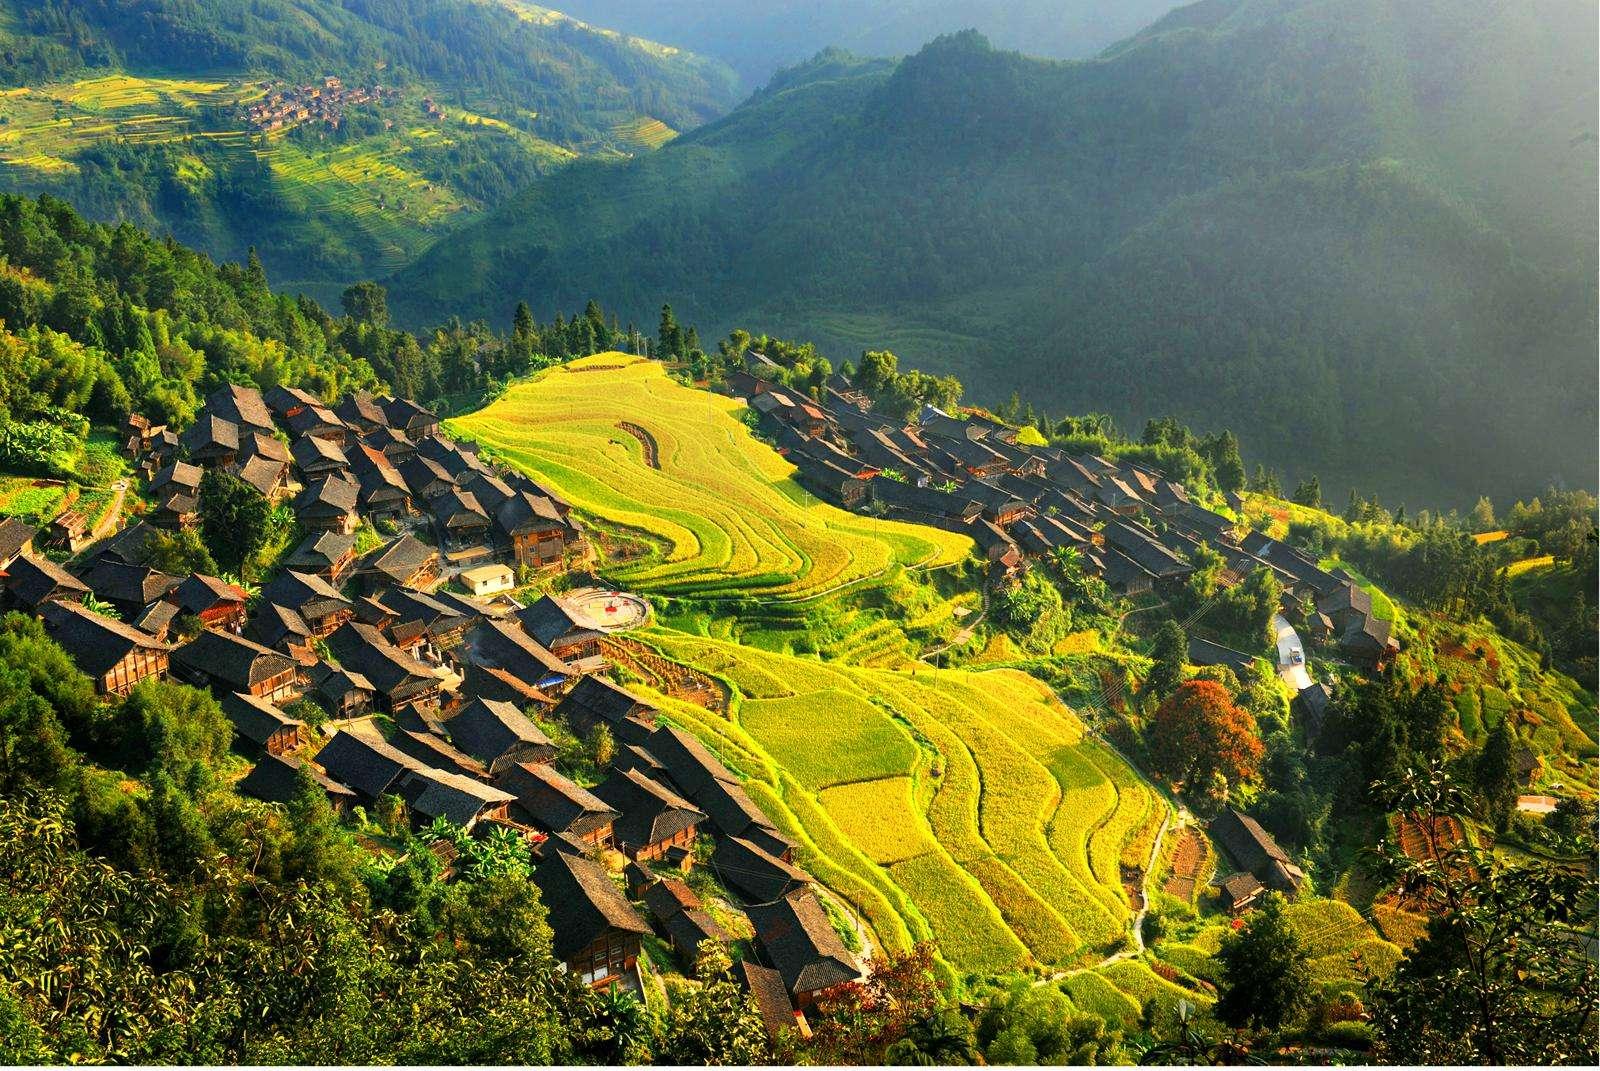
447 354 972 600
634 628 1169 977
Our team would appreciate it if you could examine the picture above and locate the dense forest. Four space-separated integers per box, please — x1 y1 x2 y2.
554 0 1179 87
392 0 1598 509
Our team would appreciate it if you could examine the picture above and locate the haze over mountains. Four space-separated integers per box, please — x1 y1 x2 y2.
553 0 1182 87
392 0 1598 508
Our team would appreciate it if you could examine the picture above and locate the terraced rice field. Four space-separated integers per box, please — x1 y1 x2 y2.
1284 899 1402 987
448 355 971 600
612 116 677 150
0 76 260 173
634 628 1169 977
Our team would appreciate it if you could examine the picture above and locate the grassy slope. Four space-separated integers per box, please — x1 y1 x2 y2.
445 354 970 600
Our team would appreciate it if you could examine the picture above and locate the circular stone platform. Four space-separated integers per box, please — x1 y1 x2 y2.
564 586 651 632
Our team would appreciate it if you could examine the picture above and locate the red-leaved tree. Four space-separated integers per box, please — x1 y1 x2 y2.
1147 679 1263 792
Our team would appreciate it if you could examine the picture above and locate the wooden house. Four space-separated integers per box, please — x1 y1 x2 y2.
313 730 423 802
237 753 357 813
172 629 299 702
181 414 241 467
748 888 858 1009
495 761 618 848
79 560 179 619
0 517 36 571
644 878 729 964
265 385 320 421
398 455 455 500
325 622 441 712
259 569 353 636
291 434 349 479
390 729 489 781
149 460 203 500
170 573 248 632
204 384 276 435
311 663 376 719
494 491 577 570
466 617 574 694
221 691 306 756
434 488 493 548
230 454 290 503
382 397 439 439
515 594 605 665
349 444 412 520
1210 808 1304 895
3 554 89 611
245 601 315 660
532 850 650 988
149 488 200 530
741 961 806 1042
335 390 388 435
39 599 171 697
395 766 514 830
239 430 293 468
293 475 361 534
1217 871 1266 914
553 675 655 747
285 404 350 444
713 834 809 903
357 533 440 591
48 509 90 553
446 697 556 772
592 767 707 862
283 530 358 586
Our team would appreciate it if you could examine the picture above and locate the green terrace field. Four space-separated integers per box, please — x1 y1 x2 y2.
631 628 1169 979
447 354 972 600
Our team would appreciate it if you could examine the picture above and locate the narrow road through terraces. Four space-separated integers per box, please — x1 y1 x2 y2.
1272 612 1312 690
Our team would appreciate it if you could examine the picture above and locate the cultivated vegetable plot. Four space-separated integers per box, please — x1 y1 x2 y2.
638 629 1169 976
448 355 971 599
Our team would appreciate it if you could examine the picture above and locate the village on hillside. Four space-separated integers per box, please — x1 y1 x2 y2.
0 380 855 1036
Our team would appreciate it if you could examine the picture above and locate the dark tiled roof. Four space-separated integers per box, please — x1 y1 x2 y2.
592 767 706 849
1210 808 1303 892
713 835 808 903
260 569 350 620
39 599 169 675
173 629 295 689
390 728 488 780
181 413 240 455
204 384 275 431
361 534 439 584
313 730 421 799
398 455 455 497
446 697 553 768
246 601 312 650
5 554 90 607
649 724 738 799
435 488 490 527
1187 637 1259 675
748 888 857 995
532 850 649 962
496 761 618 838
335 389 388 429
470 618 573 687
291 434 348 472
231 454 286 497
325 622 438 697
172 573 246 616
643 876 702 920
661 908 730 956
131 599 179 638
285 404 348 438
221 691 303 746
240 430 293 465
0 517 36 560
284 530 356 574
150 460 202 494
295 474 359 515
397 767 514 826
555 675 649 729
740 961 799 1039
79 560 179 609
514 594 599 649
238 753 357 805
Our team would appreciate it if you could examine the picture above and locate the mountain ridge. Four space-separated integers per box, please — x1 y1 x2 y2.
389 0 1597 507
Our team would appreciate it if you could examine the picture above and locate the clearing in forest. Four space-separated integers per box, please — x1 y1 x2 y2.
447 354 971 600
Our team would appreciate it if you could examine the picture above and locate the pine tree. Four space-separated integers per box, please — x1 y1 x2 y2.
1475 722 1517 831
658 304 681 360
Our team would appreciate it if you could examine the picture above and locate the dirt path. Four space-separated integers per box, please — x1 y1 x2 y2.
617 421 660 469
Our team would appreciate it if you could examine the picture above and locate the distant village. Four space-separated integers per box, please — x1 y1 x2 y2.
241 76 402 132
0 381 852 1036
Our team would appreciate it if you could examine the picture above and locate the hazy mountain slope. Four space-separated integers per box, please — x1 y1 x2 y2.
390 0 1596 506
0 0 740 295
553 0 1181 87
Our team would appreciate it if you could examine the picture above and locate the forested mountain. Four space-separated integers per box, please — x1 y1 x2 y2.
553 0 1180 87
0 0 740 296
391 0 1597 508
